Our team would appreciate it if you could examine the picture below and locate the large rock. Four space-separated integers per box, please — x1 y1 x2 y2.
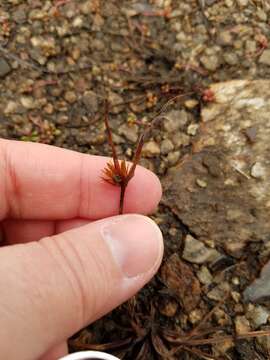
163 80 270 256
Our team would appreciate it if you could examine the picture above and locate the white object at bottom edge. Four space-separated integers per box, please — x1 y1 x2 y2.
59 350 120 360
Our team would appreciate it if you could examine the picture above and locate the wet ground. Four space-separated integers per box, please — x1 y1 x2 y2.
1 0 270 359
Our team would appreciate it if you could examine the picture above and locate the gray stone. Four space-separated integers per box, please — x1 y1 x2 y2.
224 52 238 66
250 162 265 179
244 261 270 302
163 80 270 250
142 141 160 157
207 282 230 301
160 139 174 154
0 58 11 77
13 9 26 23
197 266 213 285
82 91 98 113
200 55 219 71
118 123 138 143
259 50 270 66
235 316 250 335
196 178 207 188
256 8 267 22
217 31 233 46
171 133 190 148
187 123 199 136
64 91 77 104
163 110 188 132
167 151 181 166
20 96 36 110
182 235 221 264
108 92 124 114
245 40 257 54
247 306 270 328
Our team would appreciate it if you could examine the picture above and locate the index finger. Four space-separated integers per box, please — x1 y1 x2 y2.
0 140 162 220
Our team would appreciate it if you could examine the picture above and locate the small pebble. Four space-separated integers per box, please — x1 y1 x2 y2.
142 141 160 157
0 58 11 77
164 110 188 132
171 133 190 148
250 162 265 179
236 0 248 5
20 96 36 109
160 139 174 154
183 235 221 264
187 123 199 136
247 305 270 328
217 30 233 46
256 8 267 22
108 92 124 114
189 309 203 324
259 50 270 66
82 91 98 113
64 91 77 104
200 54 219 71
224 52 238 66
196 178 207 188
184 99 199 109
118 123 138 143
197 266 213 285
235 316 250 335
207 282 230 301
244 261 270 302
167 151 180 166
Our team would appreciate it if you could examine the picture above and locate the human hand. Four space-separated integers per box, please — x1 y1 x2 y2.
0 140 163 360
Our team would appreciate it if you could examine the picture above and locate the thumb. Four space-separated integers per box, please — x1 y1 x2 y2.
0 214 163 360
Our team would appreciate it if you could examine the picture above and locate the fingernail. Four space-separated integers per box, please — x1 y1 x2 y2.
101 214 163 278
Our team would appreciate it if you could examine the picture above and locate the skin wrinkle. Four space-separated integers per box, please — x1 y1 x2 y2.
0 140 21 219
58 235 88 324
23 243 64 336
85 238 115 321
78 154 91 219
39 231 116 327
39 236 85 331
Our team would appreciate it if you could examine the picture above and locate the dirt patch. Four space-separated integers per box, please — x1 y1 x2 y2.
1 0 270 359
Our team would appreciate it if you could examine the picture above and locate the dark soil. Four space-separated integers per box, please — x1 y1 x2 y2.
1 0 270 359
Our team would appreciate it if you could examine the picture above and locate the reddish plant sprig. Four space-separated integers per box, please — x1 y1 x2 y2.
102 100 145 214
102 95 186 214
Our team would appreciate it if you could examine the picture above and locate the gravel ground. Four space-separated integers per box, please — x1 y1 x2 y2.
1 0 270 359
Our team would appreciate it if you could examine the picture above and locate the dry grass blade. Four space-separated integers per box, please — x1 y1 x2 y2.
104 100 121 174
182 345 219 360
176 329 270 347
69 337 133 351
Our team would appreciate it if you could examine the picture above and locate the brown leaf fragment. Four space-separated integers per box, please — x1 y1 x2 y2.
161 253 201 312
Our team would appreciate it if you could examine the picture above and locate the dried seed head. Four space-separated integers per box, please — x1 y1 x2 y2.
102 160 130 186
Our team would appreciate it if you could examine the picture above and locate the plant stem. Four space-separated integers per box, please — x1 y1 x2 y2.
119 184 127 214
